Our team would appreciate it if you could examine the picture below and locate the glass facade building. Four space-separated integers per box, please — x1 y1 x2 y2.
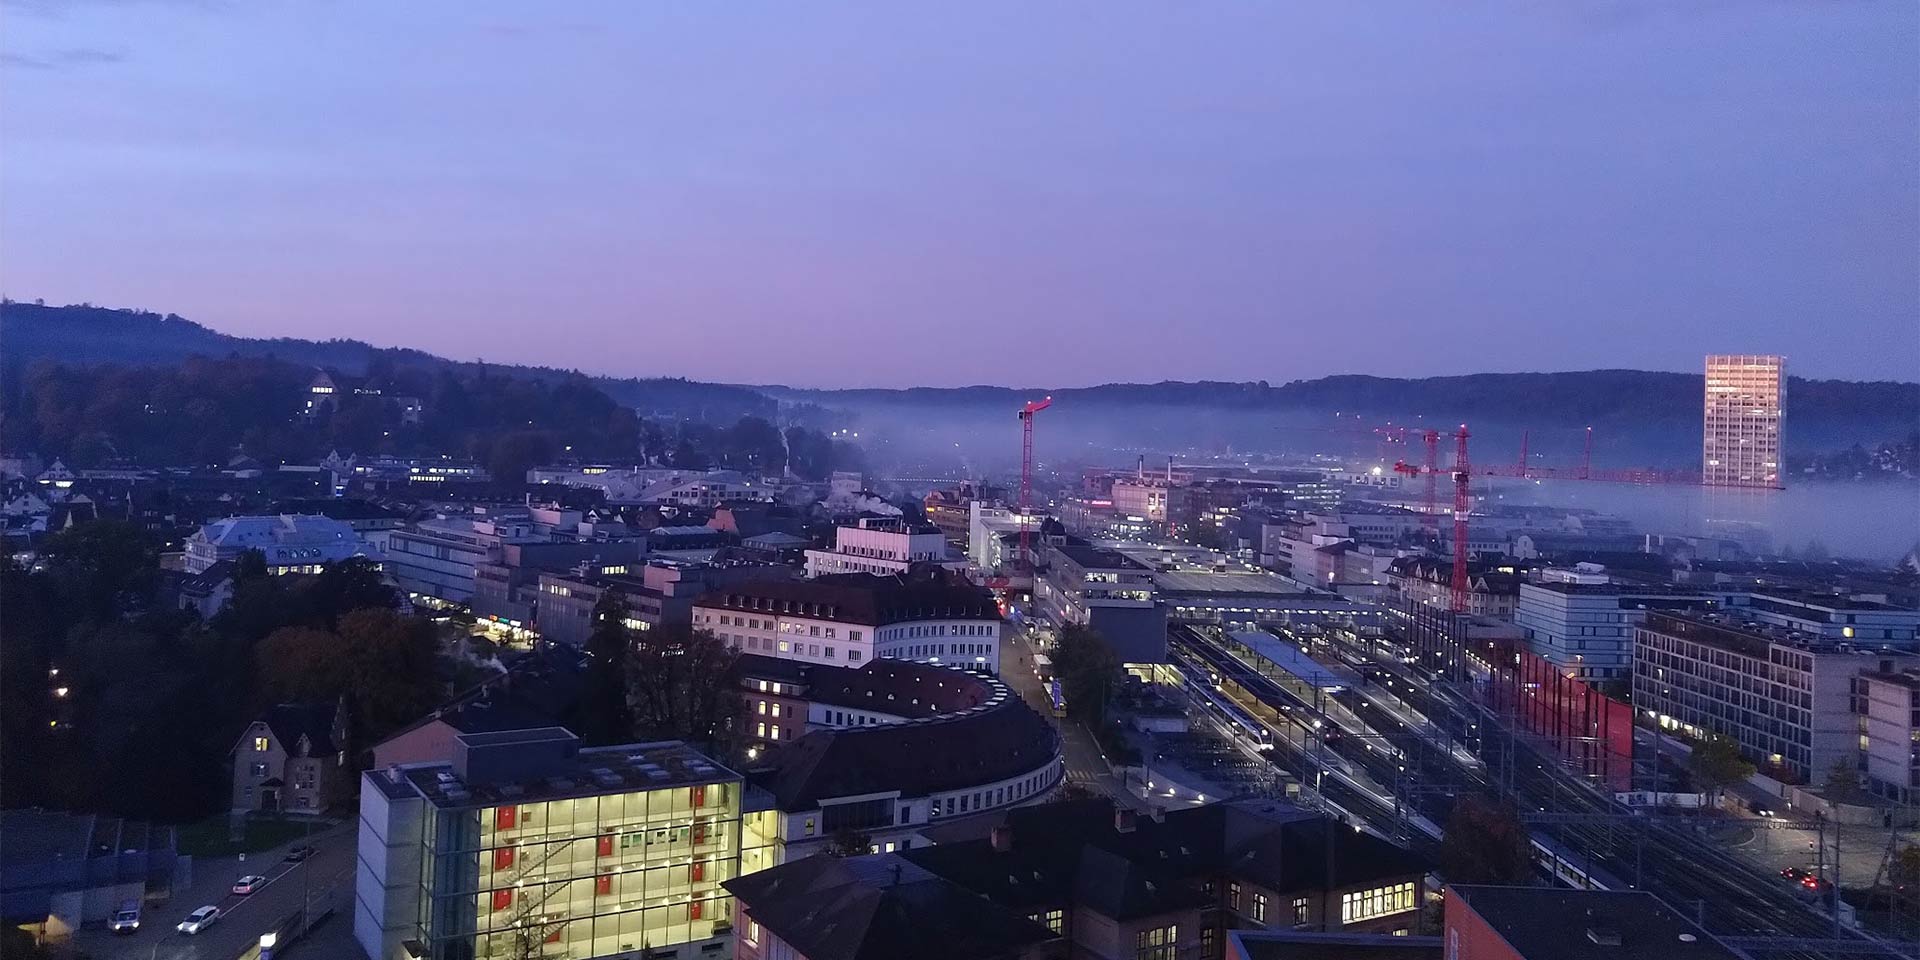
357 730 752 960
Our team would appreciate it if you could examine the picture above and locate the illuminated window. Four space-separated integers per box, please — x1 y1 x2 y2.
1252 892 1268 923
1028 908 1064 933
1136 924 1177 960
1340 882 1416 924
1292 897 1310 925
254 737 270 752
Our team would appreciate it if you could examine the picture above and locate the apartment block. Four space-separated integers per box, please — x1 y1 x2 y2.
1633 611 1914 783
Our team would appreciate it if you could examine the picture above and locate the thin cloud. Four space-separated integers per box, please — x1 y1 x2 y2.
1 47 127 69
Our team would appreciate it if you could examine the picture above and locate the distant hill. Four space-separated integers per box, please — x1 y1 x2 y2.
6 300 1911 462
0 301 774 422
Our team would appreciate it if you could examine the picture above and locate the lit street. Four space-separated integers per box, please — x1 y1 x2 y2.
70 824 354 960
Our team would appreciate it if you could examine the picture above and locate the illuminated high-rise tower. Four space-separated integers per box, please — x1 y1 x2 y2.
1702 354 1785 488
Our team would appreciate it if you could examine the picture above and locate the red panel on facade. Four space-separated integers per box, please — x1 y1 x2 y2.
595 874 612 896
1479 641 1633 790
597 834 614 857
494 847 515 871
691 785 707 808
689 900 704 921
495 806 517 831
492 889 513 912
690 861 705 882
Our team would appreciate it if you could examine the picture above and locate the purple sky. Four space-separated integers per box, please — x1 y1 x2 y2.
3 2 1915 387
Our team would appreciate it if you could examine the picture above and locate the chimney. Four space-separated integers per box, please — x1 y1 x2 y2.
1148 805 1166 824
1137 456 1145 480
1114 807 1138 834
990 824 1014 853
1166 458 1174 483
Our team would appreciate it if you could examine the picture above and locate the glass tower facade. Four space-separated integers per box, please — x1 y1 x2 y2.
417 782 741 959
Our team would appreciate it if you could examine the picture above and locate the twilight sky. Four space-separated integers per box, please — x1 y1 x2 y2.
3 2 1915 387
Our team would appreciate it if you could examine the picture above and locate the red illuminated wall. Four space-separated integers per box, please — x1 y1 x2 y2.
1481 640 1633 790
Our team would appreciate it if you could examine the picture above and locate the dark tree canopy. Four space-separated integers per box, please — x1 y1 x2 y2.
1439 795 1534 885
575 590 636 746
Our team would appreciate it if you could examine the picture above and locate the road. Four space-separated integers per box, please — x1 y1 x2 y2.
72 821 356 960
998 627 1148 810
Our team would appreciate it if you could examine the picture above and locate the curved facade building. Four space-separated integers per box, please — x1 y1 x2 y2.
730 655 1063 866
695 571 1006 674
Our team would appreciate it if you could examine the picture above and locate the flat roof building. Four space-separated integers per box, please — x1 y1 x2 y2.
1633 611 1915 783
1515 570 1713 681
1035 538 1168 665
1443 885 1742 960
1854 666 1920 804
355 729 750 960
1703 353 1785 489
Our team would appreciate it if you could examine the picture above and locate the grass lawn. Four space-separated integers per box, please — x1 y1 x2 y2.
176 814 320 858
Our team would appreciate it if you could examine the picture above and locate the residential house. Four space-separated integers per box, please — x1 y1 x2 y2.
231 702 349 816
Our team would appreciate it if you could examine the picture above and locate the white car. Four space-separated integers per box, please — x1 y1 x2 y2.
108 901 141 934
176 906 220 935
231 875 267 895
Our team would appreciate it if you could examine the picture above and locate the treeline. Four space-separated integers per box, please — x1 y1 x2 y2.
1790 431 1920 482
0 355 861 482
0 522 452 821
0 301 777 422
0 356 643 475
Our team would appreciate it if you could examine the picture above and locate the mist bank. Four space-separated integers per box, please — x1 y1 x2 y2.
1487 478 1920 565
5 302 1909 473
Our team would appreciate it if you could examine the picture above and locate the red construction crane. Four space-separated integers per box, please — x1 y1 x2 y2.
1391 423 1702 614
1488 426 1701 484
1393 425 1472 612
1451 426 1472 613
1017 396 1052 567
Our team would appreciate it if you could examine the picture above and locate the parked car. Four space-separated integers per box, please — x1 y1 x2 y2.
109 900 141 934
231 875 267 895
284 845 316 862
176 906 220 935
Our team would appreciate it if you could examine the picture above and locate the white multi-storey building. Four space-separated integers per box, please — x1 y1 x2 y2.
1703 354 1785 489
1514 567 1711 681
1855 667 1920 803
386 513 542 606
803 519 962 578
184 514 378 575
693 573 1005 674
1634 611 1913 784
